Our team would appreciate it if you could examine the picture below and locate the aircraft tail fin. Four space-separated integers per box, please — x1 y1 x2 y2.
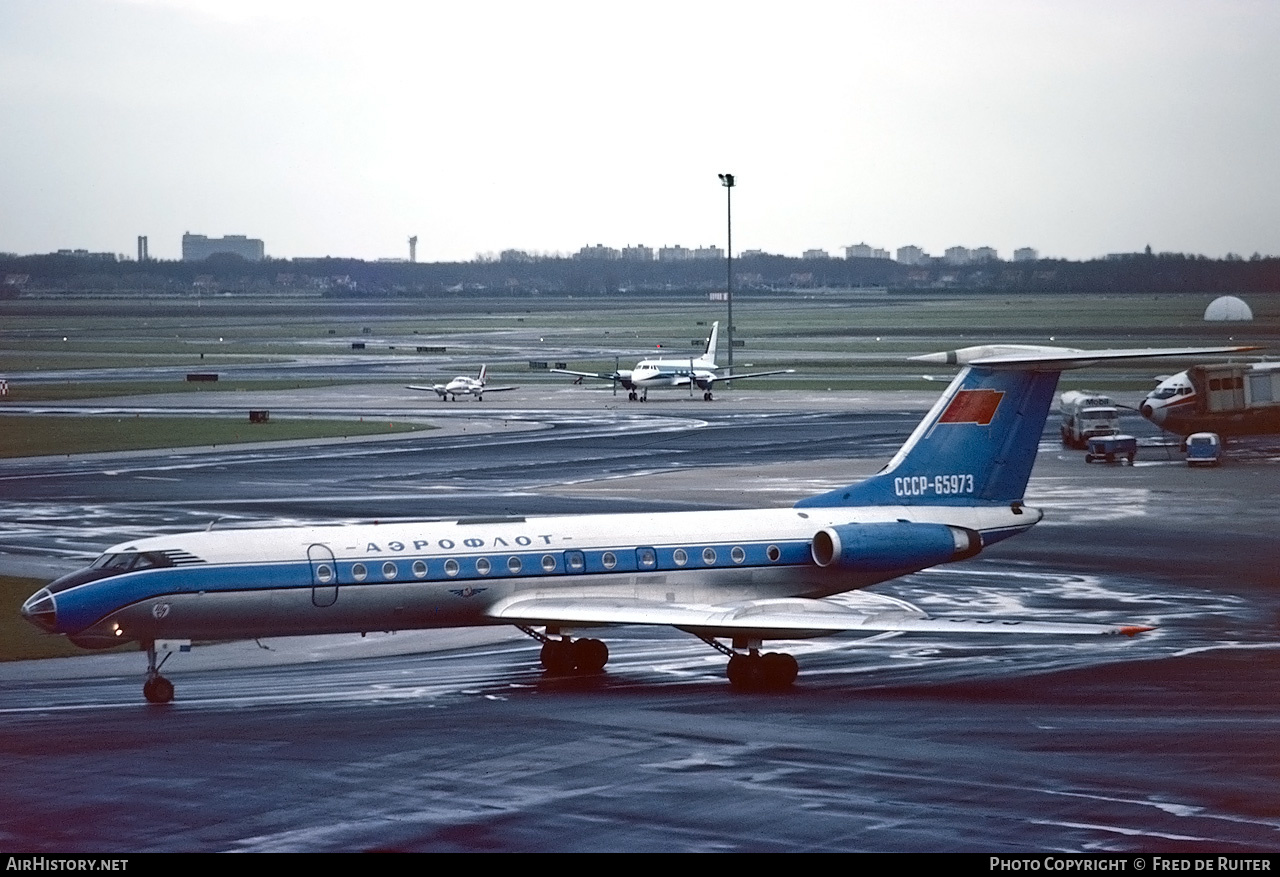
704 321 720 364
797 344 1258 509
798 364 1059 508
478 364 487 384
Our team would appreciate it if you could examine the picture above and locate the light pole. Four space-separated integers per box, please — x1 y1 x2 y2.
718 172 735 378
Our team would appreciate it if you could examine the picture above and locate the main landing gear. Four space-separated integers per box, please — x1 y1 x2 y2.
726 651 798 691
519 627 610 676
142 640 175 705
699 635 798 691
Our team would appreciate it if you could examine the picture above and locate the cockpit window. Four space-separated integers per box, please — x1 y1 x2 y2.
89 552 172 572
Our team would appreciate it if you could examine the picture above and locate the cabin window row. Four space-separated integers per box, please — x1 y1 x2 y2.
312 543 790 585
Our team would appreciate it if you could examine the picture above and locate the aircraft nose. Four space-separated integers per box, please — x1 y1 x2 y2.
19 588 57 632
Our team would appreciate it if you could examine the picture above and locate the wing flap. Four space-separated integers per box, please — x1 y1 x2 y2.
487 596 1150 637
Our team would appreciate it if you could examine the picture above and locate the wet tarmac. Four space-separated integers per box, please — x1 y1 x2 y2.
1 388 1279 851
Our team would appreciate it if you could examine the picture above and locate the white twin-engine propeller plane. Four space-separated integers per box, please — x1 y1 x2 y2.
406 364 516 402
551 321 794 401
22 344 1250 703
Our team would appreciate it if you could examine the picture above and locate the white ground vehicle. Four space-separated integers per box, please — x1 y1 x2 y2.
1059 390 1121 449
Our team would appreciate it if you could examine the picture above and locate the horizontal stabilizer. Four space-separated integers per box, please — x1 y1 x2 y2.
912 344 1261 370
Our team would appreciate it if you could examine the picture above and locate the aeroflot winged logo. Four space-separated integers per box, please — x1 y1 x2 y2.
938 389 1004 425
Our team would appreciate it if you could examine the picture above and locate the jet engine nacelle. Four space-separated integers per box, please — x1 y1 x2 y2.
810 522 982 571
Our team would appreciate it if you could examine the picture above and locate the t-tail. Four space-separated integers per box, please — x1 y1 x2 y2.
797 343 1260 510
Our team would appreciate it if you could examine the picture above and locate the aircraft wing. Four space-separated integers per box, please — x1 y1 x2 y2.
706 368 796 384
480 385 519 392
406 384 447 396
549 368 624 381
487 595 1150 638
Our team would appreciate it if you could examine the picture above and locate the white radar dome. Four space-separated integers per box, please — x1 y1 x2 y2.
1203 295 1253 322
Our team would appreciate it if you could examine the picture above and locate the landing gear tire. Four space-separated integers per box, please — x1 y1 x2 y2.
540 640 576 675
703 391 713 401
573 638 609 674
143 675 174 705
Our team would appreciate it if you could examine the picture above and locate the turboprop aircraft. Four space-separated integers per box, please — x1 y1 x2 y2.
21 343 1251 703
551 321 794 401
406 364 516 401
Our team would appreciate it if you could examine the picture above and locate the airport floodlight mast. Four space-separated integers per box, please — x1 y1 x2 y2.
718 172 735 378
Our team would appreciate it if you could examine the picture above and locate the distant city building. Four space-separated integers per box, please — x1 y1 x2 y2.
500 249 534 263
944 246 973 266
182 233 264 262
739 249 769 259
896 245 928 265
575 243 620 260
658 244 693 262
621 244 654 261
693 245 724 260
137 236 149 262
802 249 831 260
1013 247 1039 262
844 243 890 260
54 249 117 261
972 246 998 262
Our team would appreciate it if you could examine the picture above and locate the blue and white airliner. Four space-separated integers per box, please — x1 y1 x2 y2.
21 343 1249 703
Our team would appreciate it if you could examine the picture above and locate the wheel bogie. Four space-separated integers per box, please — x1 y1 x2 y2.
726 651 798 691
539 637 609 676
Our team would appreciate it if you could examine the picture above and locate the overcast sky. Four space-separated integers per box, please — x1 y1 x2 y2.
2 0 1278 262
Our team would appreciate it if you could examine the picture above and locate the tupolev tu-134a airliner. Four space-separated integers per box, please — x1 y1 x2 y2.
21 343 1253 703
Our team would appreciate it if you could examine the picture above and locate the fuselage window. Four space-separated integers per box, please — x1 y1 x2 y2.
637 548 656 569
565 551 585 572
315 564 334 583
702 547 717 565
352 563 368 582
730 546 745 564
476 557 492 575
602 552 617 570
766 544 781 562
673 549 688 566
382 561 398 580
508 556 522 574
541 554 556 572
412 560 428 578
444 559 460 577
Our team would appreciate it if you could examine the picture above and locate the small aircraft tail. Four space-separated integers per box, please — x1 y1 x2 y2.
478 364 487 385
797 343 1258 510
703 321 720 364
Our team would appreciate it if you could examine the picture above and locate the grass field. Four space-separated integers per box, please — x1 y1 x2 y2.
1 415 430 457
0 378 365 403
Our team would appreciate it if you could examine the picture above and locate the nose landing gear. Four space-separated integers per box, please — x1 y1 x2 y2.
142 641 175 704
